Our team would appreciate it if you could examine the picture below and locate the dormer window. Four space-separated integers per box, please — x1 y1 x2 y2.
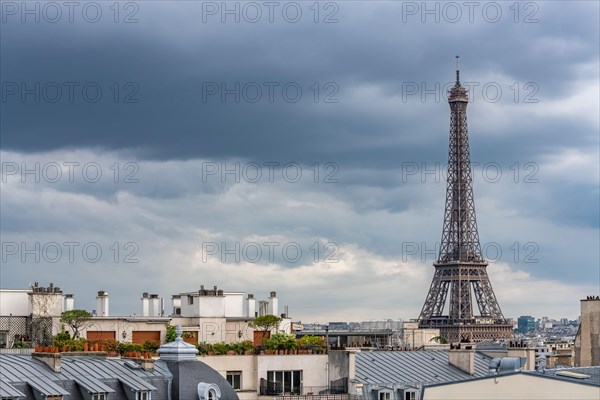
137 391 150 400
197 383 221 400
379 392 391 400
92 394 107 400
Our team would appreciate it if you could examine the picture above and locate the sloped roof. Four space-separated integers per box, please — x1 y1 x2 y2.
0 353 239 399
0 380 26 398
0 354 167 398
73 375 115 394
524 366 600 387
355 350 492 386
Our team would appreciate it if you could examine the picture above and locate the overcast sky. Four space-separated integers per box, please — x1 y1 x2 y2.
1 0 598 322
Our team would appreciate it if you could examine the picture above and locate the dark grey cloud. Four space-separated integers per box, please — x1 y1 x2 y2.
1 1 598 165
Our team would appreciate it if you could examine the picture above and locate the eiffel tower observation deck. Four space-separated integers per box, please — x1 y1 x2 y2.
417 59 514 343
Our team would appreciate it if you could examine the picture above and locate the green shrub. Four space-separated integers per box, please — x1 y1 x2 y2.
53 331 71 348
211 342 230 355
165 323 177 343
117 342 143 354
103 339 119 352
265 333 297 350
298 335 325 349
141 340 160 353
12 339 29 349
197 342 211 355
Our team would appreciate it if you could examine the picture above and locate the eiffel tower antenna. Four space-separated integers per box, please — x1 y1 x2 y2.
455 55 460 83
417 59 513 343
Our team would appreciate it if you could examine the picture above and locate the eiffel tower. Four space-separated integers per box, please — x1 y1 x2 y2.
418 59 513 343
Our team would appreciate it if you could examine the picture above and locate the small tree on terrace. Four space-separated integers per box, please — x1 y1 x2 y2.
60 309 92 339
250 314 282 334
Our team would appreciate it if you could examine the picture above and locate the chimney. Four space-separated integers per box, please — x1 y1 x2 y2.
247 294 255 318
448 344 475 375
64 294 74 311
149 294 161 317
172 295 181 315
575 295 600 367
32 352 61 373
268 291 278 316
96 291 109 317
141 293 150 317
508 341 536 370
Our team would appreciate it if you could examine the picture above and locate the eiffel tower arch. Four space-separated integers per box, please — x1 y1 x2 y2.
418 60 514 343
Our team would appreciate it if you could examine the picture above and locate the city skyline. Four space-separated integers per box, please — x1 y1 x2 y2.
1 1 599 322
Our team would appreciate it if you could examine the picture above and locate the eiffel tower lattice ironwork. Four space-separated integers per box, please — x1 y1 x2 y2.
418 60 513 343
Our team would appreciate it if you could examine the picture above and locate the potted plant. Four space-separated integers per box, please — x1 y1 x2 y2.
299 335 325 354
264 333 297 354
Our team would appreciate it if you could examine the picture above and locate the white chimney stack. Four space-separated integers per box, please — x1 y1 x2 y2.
172 296 182 315
96 290 109 317
149 294 161 317
268 291 279 316
64 294 74 311
142 292 150 317
247 294 256 318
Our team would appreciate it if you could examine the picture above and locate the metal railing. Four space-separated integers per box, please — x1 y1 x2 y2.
276 395 360 400
0 348 35 355
260 380 348 397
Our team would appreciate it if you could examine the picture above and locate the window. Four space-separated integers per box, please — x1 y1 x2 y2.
226 371 242 390
379 392 391 400
405 391 416 400
92 394 107 400
266 370 302 394
0 332 7 348
198 383 221 400
188 296 194 305
137 391 150 400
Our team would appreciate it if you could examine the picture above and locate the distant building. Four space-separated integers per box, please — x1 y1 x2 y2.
518 315 536 335
575 295 600 367
296 320 402 349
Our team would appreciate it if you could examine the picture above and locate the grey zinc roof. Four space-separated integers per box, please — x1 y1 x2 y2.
0 353 238 400
0 380 26 398
73 375 116 394
0 354 167 398
524 366 600 387
355 350 491 386
25 376 71 396
117 373 158 391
